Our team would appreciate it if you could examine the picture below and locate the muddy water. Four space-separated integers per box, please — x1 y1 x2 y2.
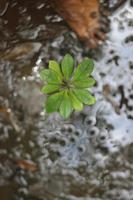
0 0 133 200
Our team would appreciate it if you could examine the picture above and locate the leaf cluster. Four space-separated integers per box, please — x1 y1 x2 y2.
40 54 96 118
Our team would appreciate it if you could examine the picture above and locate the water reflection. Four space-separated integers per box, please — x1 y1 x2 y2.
0 0 133 200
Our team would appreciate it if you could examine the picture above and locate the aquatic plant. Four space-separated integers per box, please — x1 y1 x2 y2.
40 54 96 118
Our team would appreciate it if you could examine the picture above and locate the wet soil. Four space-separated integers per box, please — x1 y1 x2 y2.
0 0 133 200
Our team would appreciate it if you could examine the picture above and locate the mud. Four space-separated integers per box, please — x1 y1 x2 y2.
0 0 133 200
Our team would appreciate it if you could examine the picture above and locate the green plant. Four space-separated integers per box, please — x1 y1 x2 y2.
40 54 96 119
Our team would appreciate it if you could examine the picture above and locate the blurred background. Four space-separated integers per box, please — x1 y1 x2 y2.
0 0 133 200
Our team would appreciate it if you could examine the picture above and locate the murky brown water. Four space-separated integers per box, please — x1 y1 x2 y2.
0 0 133 200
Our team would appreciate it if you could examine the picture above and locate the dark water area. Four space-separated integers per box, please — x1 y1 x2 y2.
0 0 133 200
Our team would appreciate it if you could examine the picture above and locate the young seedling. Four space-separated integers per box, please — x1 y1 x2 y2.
40 54 96 119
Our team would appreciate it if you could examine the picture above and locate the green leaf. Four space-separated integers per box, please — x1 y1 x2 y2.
73 89 96 105
49 60 62 78
61 54 74 80
86 94 96 105
47 69 62 84
45 91 64 113
59 91 72 118
74 77 96 88
40 55 96 119
41 84 60 94
40 69 50 81
73 58 94 81
69 90 83 111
